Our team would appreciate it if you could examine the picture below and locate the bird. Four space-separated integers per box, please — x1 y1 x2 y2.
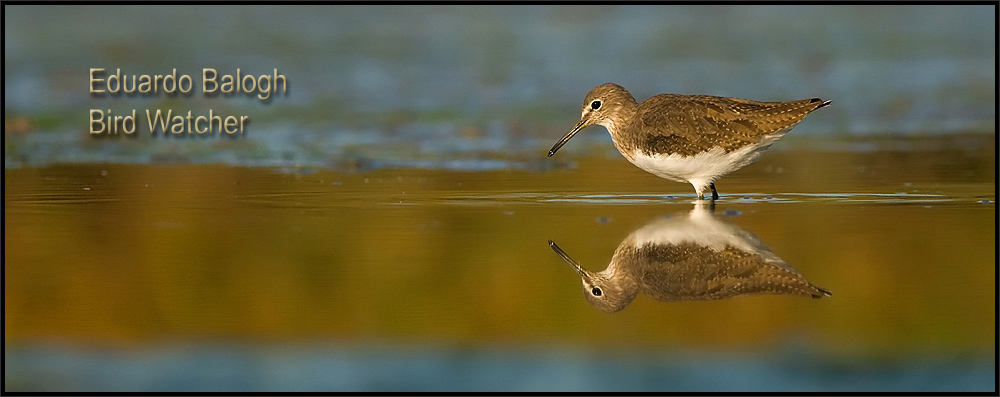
547 83 831 200
548 202 831 313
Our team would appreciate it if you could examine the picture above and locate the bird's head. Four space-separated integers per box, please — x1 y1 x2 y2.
548 240 637 313
548 83 637 157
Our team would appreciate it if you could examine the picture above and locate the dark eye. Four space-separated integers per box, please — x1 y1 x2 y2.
590 100 601 110
591 287 602 296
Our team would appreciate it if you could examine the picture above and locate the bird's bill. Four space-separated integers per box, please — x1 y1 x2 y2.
547 119 588 157
547 240 589 278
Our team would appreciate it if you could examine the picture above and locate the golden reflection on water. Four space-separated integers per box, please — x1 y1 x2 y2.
4 142 996 359
549 203 831 313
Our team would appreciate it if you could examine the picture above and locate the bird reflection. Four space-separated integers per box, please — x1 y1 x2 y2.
548 203 831 313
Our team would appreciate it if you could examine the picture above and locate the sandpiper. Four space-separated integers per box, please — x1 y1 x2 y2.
548 203 832 313
548 83 830 200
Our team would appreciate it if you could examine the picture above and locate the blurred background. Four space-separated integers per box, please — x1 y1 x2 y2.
4 5 996 392
4 5 995 167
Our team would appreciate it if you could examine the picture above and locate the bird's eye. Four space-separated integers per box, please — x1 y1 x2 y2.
590 100 601 110
591 287 602 296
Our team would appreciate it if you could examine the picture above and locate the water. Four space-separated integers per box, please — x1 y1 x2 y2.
3 5 995 170
4 137 995 392
4 4 996 392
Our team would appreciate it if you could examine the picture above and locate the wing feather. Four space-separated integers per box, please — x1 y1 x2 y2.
632 94 824 156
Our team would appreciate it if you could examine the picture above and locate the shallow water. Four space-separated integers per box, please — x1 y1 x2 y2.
4 138 995 392
4 4 996 392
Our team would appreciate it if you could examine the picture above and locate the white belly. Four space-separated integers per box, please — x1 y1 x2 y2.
626 134 783 188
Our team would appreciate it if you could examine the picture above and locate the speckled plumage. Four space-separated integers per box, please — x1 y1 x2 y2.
548 83 831 199
612 243 829 303
628 93 828 157
549 205 831 313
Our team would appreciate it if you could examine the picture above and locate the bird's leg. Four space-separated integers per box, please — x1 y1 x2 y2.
710 183 719 200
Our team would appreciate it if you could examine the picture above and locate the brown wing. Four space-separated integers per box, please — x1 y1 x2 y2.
634 94 828 157
620 243 831 301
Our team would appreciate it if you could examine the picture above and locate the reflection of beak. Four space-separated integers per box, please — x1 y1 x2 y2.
548 240 590 279
547 119 588 157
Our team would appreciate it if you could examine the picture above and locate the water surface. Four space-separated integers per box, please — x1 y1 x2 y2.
4 137 995 391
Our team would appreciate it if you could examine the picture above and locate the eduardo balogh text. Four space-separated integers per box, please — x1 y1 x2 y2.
88 68 286 135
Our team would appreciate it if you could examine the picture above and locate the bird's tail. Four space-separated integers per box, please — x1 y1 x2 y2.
811 98 832 109
811 286 833 298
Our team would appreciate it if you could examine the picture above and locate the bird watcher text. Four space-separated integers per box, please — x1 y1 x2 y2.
87 68 287 136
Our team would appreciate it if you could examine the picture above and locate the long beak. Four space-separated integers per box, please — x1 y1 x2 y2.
548 240 589 278
547 119 588 157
